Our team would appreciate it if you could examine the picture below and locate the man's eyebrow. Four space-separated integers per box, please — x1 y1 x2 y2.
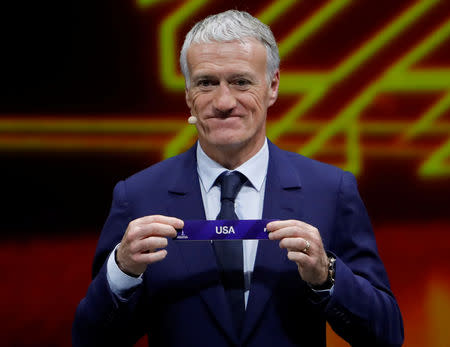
191 73 255 84
191 75 216 82
229 73 253 79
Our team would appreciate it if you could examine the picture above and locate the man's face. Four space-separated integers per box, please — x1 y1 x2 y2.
185 39 279 154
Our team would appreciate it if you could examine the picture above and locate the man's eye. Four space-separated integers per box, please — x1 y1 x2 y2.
234 79 250 87
197 80 216 87
198 80 210 86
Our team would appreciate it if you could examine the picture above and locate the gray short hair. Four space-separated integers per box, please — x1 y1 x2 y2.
180 10 279 87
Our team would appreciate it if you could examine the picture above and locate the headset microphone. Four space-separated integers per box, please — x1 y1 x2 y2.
188 115 197 124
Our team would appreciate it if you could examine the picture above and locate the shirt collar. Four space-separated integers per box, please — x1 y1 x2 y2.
197 139 269 193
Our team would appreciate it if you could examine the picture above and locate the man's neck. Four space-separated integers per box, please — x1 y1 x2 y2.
199 137 266 170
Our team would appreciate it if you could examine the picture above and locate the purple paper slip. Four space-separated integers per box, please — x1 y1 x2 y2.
175 219 276 241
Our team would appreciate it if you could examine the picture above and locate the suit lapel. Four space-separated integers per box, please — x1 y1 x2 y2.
165 144 239 344
241 141 304 343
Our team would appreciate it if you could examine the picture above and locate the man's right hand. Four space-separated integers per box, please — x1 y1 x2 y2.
116 215 184 277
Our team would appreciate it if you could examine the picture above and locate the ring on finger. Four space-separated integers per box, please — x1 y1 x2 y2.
302 239 311 253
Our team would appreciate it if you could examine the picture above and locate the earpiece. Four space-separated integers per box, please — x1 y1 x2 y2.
188 115 197 124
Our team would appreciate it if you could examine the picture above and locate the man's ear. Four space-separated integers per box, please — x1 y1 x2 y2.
185 86 192 109
267 70 280 108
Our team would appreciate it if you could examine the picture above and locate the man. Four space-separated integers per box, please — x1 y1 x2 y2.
73 10 403 346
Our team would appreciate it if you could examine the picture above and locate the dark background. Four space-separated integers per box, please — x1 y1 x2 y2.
1 1 449 346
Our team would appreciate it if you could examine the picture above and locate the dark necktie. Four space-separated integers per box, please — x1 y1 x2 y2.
214 171 247 335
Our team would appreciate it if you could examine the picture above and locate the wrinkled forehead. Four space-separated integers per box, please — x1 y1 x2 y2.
187 37 265 56
186 39 268 73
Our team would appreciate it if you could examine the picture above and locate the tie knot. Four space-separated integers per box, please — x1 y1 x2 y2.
217 171 247 202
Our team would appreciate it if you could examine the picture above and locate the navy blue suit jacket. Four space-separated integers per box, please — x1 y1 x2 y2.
73 141 403 346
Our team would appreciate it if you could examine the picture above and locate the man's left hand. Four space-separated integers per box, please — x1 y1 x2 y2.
267 220 329 286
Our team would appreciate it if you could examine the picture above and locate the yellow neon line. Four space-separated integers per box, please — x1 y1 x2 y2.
278 73 328 94
0 119 185 133
420 139 450 177
159 0 208 91
268 88 326 139
389 19 450 73
163 125 197 158
362 146 433 158
1 118 449 136
329 0 439 84
0 136 437 157
405 91 450 139
0 138 169 152
256 0 297 26
382 19 450 90
299 0 441 157
137 0 171 9
2 134 446 173
426 278 450 346
282 121 450 135
269 0 438 141
346 121 360 174
278 0 351 59
382 70 450 91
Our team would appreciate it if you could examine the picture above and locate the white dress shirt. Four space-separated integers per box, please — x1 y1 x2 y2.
196 139 268 307
106 140 269 304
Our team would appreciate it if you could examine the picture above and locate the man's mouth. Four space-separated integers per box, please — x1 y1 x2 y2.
207 114 241 120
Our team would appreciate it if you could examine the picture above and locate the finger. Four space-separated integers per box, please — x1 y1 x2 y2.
136 236 168 253
130 222 179 239
287 250 309 264
268 225 311 240
279 238 311 253
137 215 184 229
135 249 168 265
267 219 311 232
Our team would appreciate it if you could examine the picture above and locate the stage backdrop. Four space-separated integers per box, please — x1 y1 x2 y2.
1 0 449 346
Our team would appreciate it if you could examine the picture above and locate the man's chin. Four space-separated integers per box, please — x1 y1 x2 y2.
211 135 262 153
212 139 245 150
198 135 245 151
199 128 264 153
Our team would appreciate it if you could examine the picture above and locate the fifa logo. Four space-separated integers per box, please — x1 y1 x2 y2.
177 229 188 239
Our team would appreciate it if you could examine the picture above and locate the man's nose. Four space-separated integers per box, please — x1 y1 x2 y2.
213 83 237 115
